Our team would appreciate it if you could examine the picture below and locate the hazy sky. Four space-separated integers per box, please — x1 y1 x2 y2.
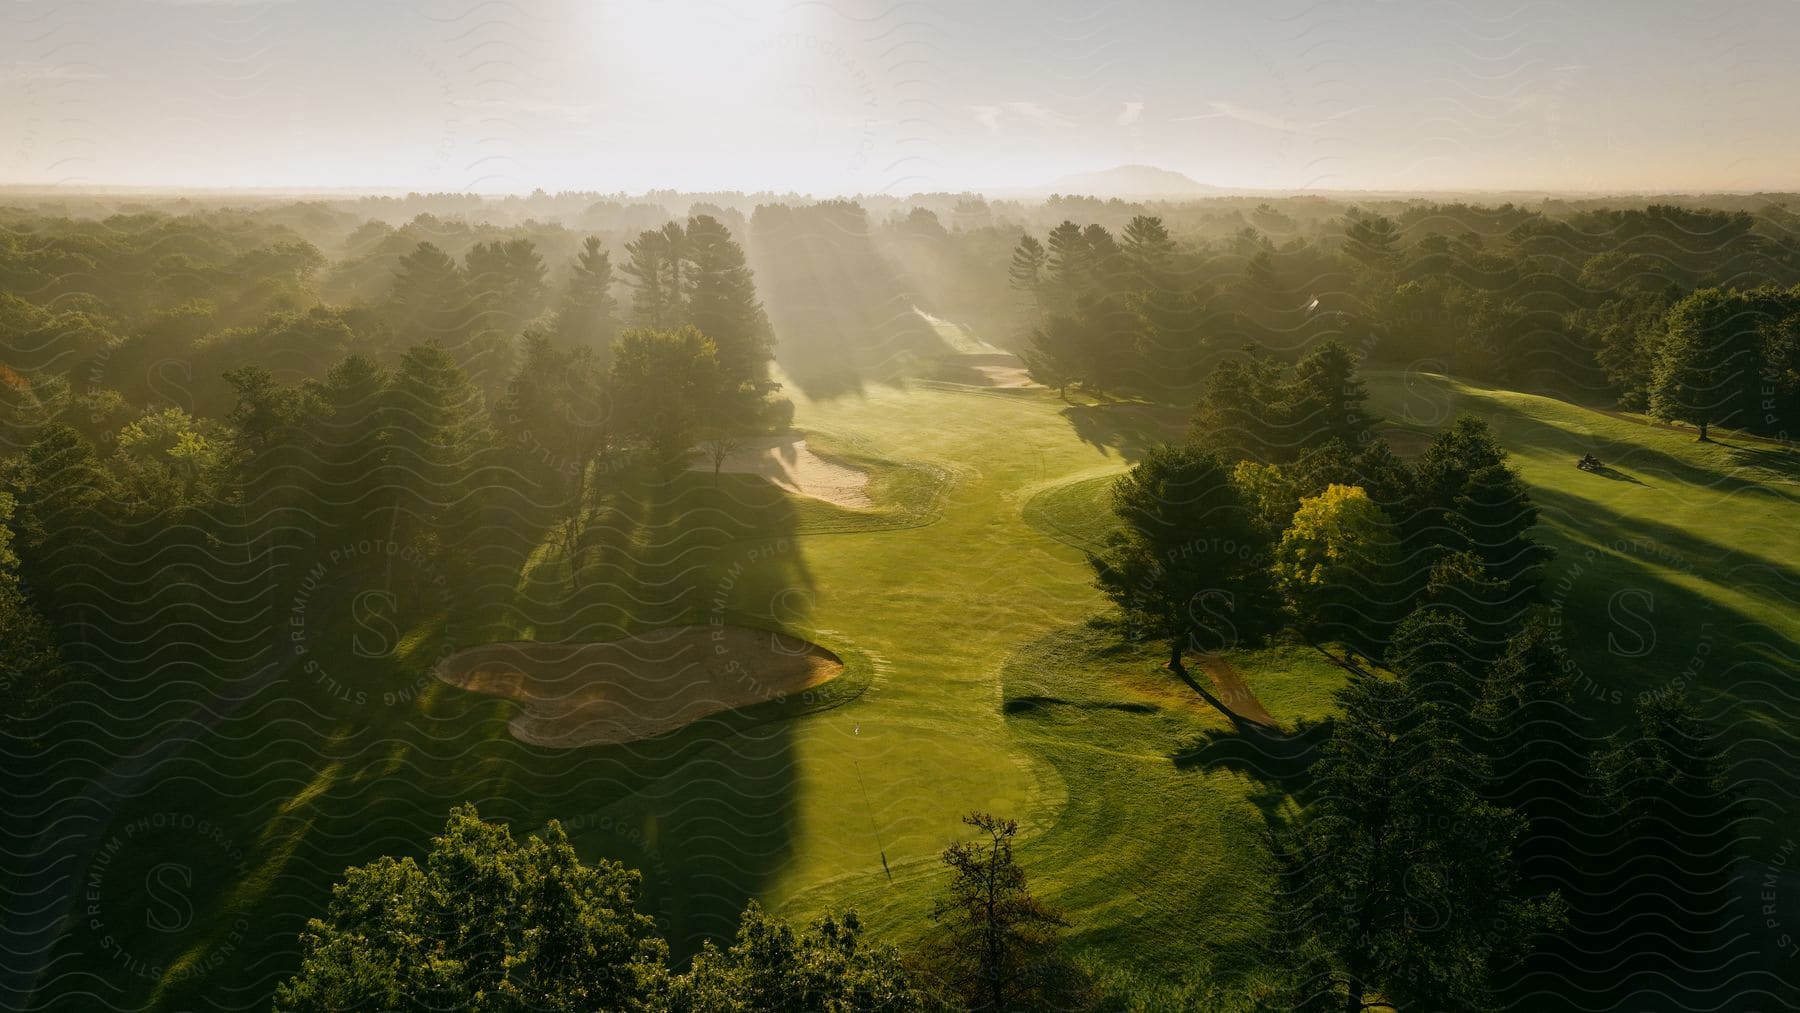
4 0 1799 195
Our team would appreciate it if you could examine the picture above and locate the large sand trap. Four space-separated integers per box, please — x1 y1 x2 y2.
435 626 844 747
693 435 873 509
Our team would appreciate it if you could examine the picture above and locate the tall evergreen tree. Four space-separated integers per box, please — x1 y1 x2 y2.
496 334 610 523
1189 352 1287 460
463 238 546 338
683 214 772 387
1409 415 1549 595
386 343 493 546
621 222 689 329
389 241 470 341
926 813 1082 1013
1007 233 1047 308
1121 214 1174 285
1273 674 1562 1013
1585 693 1745 993
1092 444 1279 717
554 235 619 353
306 354 394 538
1288 340 1372 450
1043 221 1086 313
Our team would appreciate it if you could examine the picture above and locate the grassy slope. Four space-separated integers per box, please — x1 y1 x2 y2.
1367 370 1800 722
761 388 1357 1005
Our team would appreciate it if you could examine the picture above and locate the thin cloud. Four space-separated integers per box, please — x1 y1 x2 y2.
1 64 107 83
968 101 1073 132
1171 100 1365 136
1117 101 1144 127
1172 100 1310 133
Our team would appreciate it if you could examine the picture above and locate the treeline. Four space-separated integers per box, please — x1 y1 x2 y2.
1087 345 1747 1008
0 208 780 741
275 806 1086 1013
1011 203 1800 437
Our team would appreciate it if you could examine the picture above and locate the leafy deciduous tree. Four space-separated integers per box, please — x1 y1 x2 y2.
275 804 666 1013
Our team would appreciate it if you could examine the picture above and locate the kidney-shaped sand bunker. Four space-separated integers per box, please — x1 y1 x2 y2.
433 625 844 748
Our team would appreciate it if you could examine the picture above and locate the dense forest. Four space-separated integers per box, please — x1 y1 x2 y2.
1009 202 1800 435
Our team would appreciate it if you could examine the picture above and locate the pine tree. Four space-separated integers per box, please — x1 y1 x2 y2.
555 235 619 353
387 343 493 544
1273 674 1562 1013
464 238 546 336
1007 233 1047 309
1043 221 1086 313
1092 444 1279 718
1121 214 1174 284
389 241 470 341
926 813 1082 1012
307 354 394 538
683 214 772 388
1288 340 1372 449
621 222 689 329
1189 352 1286 460
1586 693 1745 990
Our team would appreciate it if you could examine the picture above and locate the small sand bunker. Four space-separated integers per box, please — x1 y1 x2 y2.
935 352 1041 389
693 435 872 509
967 362 1037 388
435 626 844 748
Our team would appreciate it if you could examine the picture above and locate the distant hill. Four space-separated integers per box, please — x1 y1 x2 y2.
1044 164 1220 198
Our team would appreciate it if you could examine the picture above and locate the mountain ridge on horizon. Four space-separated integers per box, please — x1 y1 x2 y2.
1040 164 1220 198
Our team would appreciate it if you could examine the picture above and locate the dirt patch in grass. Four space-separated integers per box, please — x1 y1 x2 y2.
1191 652 1276 728
692 435 873 509
435 626 844 747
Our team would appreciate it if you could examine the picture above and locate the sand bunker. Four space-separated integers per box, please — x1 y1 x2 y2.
933 352 1041 389
435 626 844 747
693 435 872 509
967 362 1037 388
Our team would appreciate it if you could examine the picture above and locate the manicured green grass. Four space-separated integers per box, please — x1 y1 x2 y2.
47 362 1800 1011
1021 472 1123 554
52 374 1199 1010
1364 370 1800 711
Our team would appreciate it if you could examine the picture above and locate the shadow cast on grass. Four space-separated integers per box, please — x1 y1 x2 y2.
37 461 829 1010
1059 402 1187 460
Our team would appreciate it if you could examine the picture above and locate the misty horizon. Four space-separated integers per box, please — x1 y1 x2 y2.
6 0 1800 195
